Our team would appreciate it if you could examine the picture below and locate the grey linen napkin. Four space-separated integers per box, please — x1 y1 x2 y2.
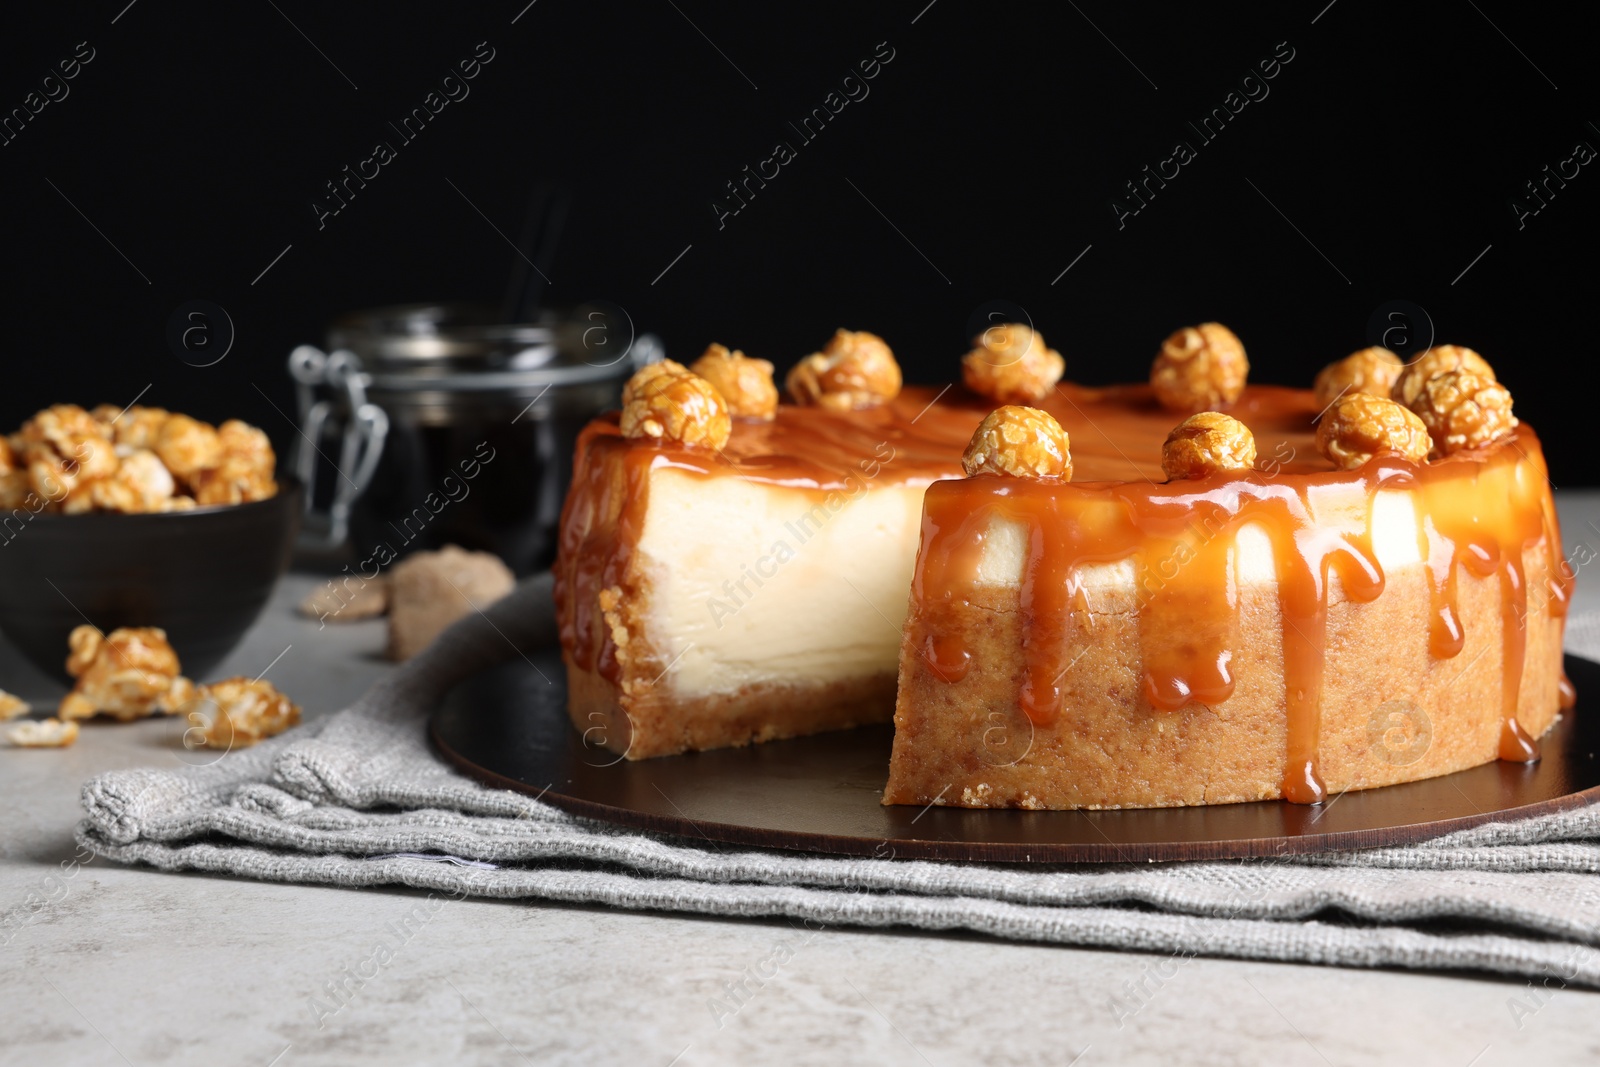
78 576 1600 991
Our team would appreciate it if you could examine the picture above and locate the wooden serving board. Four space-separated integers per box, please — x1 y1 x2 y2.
430 652 1599 863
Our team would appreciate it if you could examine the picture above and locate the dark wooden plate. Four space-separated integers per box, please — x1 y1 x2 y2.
430 652 1600 863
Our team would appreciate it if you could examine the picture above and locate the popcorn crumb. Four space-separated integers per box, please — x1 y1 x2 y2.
189 677 301 748
7 718 79 748
0 690 31 721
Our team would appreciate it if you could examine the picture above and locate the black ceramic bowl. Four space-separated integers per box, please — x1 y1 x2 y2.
0 481 301 683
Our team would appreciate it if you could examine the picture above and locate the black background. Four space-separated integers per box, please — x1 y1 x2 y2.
1 1 1594 485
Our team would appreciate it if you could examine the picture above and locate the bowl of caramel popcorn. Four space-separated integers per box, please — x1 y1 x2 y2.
0 403 300 682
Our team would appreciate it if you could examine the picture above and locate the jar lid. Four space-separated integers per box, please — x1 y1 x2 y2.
326 302 643 393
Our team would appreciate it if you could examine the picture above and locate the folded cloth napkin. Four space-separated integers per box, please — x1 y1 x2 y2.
79 576 1600 989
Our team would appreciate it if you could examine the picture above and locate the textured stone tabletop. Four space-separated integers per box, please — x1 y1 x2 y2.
3 494 1599 1067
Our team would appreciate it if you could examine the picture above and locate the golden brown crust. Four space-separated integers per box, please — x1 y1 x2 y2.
883 543 1564 809
566 656 895 760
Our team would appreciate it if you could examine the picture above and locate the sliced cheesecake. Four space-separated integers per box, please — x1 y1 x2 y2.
554 326 1572 807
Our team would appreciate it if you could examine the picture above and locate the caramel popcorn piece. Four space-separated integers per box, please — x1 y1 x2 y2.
192 420 278 505
105 405 172 451
154 414 223 479
386 545 516 661
1313 347 1403 410
0 690 31 721
962 324 1066 404
786 329 902 411
1391 345 1496 409
59 625 187 722
962 405 1072 479
1316 394 1433 470
190 677 300 748
0 438 26 509
17 404 118 505
1406 369 1517 457
620 360 732 449
689 344 779 421
1150 323 1249 412
1162 412 1258 480
7 718 79 748
87 449 177 513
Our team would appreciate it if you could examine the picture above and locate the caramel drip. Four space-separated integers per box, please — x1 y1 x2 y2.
554 425 657 681
1559 673 1577 710
1419 516 1466 660
1138 501 1238 712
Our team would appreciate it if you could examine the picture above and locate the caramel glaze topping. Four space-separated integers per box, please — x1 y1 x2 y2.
554 382 1571 801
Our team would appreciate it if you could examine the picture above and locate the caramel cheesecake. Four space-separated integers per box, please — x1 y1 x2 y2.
555 325 1573 808
884 335 1573 808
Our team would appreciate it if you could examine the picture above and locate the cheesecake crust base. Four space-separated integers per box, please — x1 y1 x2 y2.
566 657 895 761
883 549 1565 809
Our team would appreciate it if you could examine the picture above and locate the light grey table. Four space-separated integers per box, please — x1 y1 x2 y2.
4 493 1599 1067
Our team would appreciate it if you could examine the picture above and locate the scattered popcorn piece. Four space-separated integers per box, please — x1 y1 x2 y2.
387 545 516 661
786 329 903 411
191 677 300 748
620 360 732 449
7 718 79 748
962 405 1072 479
0 690 31 721
298 575 390 623
58 625 187 722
